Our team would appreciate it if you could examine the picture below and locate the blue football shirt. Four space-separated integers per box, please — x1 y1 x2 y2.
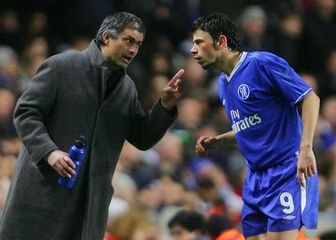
218 51 312 170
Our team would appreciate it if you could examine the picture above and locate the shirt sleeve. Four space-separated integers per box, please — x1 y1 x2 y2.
261 54 312 106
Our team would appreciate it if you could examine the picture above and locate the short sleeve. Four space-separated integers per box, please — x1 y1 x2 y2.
261 54 312 106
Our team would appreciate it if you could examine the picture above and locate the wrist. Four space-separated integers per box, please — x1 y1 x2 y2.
300 143 313 150
214 136 222 147
159 99 176 115
160 98 173 110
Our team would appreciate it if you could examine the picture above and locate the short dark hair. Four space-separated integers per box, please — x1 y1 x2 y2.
168 210 206 233
206 215 232 238
192 13 242 52
95 12 146 46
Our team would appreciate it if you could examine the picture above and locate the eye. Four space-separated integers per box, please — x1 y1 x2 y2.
194 40 202 45
124 38 132 44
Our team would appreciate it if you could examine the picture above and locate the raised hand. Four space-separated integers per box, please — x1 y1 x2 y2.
161 69 184 110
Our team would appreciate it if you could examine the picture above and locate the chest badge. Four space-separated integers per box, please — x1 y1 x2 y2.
237 84 250 100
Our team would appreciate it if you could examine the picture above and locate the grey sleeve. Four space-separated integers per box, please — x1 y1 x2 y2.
127 99 177 150
13 59 58 166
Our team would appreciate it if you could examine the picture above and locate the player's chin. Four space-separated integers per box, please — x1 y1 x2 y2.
201 62 213 70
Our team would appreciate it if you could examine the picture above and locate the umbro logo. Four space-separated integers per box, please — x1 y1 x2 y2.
283 215 296 220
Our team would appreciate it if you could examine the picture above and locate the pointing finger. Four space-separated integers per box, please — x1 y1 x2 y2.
168 69 184 86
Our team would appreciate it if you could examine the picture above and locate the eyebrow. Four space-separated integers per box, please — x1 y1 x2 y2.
125 35 135 40
124 35 142 44
193 38 203 43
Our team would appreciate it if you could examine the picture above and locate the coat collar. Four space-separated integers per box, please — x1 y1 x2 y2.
84 40 126 76
84 40 106 68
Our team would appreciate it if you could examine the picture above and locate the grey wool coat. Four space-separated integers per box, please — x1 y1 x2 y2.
0 41 176 240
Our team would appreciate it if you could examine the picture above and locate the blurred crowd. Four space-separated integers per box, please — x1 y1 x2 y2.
0 0 336 239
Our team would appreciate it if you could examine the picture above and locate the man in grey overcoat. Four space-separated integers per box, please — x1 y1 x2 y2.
0 12 184 240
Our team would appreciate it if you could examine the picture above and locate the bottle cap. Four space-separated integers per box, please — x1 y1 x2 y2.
76 135 86 148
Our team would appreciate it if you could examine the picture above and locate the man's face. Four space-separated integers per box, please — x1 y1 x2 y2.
170 226 198 240
102 27 144 69
191 29 218 70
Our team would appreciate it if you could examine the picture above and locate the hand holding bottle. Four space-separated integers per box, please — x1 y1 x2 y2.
58 136 87 188
47 150 76 178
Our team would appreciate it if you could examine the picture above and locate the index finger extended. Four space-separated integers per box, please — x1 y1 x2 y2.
168 69 184 86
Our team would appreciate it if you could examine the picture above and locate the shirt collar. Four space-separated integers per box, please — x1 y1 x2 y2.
226 51 247 82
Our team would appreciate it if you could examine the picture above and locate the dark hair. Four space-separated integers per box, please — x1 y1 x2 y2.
192 13 242 52
95 12 146 46
168 210 206 233
206 215 233 238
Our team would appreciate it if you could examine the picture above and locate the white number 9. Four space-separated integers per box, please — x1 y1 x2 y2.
280 192 294 214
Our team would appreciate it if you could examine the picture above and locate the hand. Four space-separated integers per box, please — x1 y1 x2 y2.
195 136 219 157
297 147 317 188
47 150 76 178
160 69 184 110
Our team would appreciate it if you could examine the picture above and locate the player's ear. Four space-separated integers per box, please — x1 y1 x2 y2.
217 35 227 48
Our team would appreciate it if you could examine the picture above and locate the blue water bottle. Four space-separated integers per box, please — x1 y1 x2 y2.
58 135 87 188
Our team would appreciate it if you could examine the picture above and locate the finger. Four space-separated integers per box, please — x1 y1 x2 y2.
304 168 309 179
297 172 306 188
54 164 65 177
173 79 183 88
196 142 205 152
307 166 315 177
60 158 76 176
195 145 202 153
59 159 75 178
55 162 67 178
167 69 184 86
196 137 208 150
173 82 183 92
64 156 76 169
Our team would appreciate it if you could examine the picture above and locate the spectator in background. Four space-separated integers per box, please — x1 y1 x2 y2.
275 11 303 70
238 5 273 51
315 96 336 155
0 87 16 138
168 209 207 240
319 49 336 99
206 215 244 240
189 157 243 225
0 176 10 220
0 46 28 93
21 36 49 92
300 0 336 73
142 74 170 110
0 10 23 52
105 207 161 240
69 35 91 51
24 11 58 52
